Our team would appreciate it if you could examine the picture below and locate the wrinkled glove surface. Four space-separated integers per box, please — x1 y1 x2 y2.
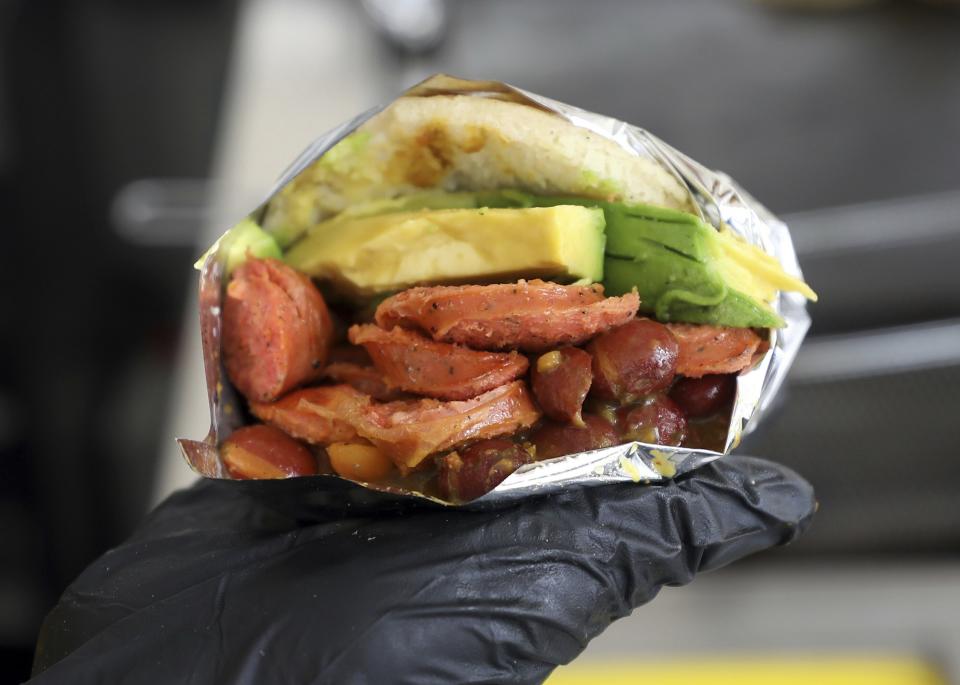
30 456 814 685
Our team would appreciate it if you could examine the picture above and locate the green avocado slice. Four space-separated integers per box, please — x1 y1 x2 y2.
281 188 811 328
472 190 801 327
196 218 282 275
603 254 785 328
465 191 787 327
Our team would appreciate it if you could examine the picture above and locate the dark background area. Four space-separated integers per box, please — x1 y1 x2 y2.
2 0 958 682
0 0 239 678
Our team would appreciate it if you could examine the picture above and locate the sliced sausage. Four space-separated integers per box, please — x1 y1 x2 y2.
666 324 763 377
348 324 529 400
223 258 333 402
375 279 639 352
248 386 363 445
323 361 400 402
298 380 541 469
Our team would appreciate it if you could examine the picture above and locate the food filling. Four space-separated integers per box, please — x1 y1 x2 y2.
216 190 814 501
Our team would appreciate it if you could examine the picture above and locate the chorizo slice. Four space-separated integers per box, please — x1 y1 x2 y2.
298 380 541 469
249 386 364 445
223 258 333 402
666 323 763 377
348 324 528 400
375 279 639 352
323 361 400 402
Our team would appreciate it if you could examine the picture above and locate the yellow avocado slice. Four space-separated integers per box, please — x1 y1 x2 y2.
283 206 606 299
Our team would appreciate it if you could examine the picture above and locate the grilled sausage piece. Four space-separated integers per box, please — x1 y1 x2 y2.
666 324 763 378
296 380 541 470
375 279 639 352
248 386 362 445
348 324 528 400
223 258 333 402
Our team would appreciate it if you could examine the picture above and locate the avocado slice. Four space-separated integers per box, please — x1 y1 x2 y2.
197 218 282 275
598 205 815 327
426 189 813 328
603 253 785 328
284 205 606 299
280 188 814 326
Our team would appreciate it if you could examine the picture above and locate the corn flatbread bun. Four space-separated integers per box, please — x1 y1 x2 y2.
263 95 694 243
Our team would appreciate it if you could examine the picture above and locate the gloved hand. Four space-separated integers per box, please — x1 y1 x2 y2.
29 456 814 685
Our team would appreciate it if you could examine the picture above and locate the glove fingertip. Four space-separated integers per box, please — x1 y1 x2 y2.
722 455 817 540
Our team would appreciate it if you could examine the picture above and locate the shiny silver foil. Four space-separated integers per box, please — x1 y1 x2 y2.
178 74 811 504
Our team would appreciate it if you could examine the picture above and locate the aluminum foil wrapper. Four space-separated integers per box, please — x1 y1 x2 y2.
178 74 811 507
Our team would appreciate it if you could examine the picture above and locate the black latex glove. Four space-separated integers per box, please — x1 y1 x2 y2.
29 456 814 685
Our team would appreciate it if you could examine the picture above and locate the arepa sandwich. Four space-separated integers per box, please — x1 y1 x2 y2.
197 82 816 502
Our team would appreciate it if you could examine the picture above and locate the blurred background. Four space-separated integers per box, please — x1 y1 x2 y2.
1 0 958 682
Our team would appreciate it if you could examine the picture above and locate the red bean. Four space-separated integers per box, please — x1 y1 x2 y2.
222 424 318 479
531 347 593 424
437 439 534 502
618 395 687 447
669 374 736 418
587 318 678 403
531 414 620 461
